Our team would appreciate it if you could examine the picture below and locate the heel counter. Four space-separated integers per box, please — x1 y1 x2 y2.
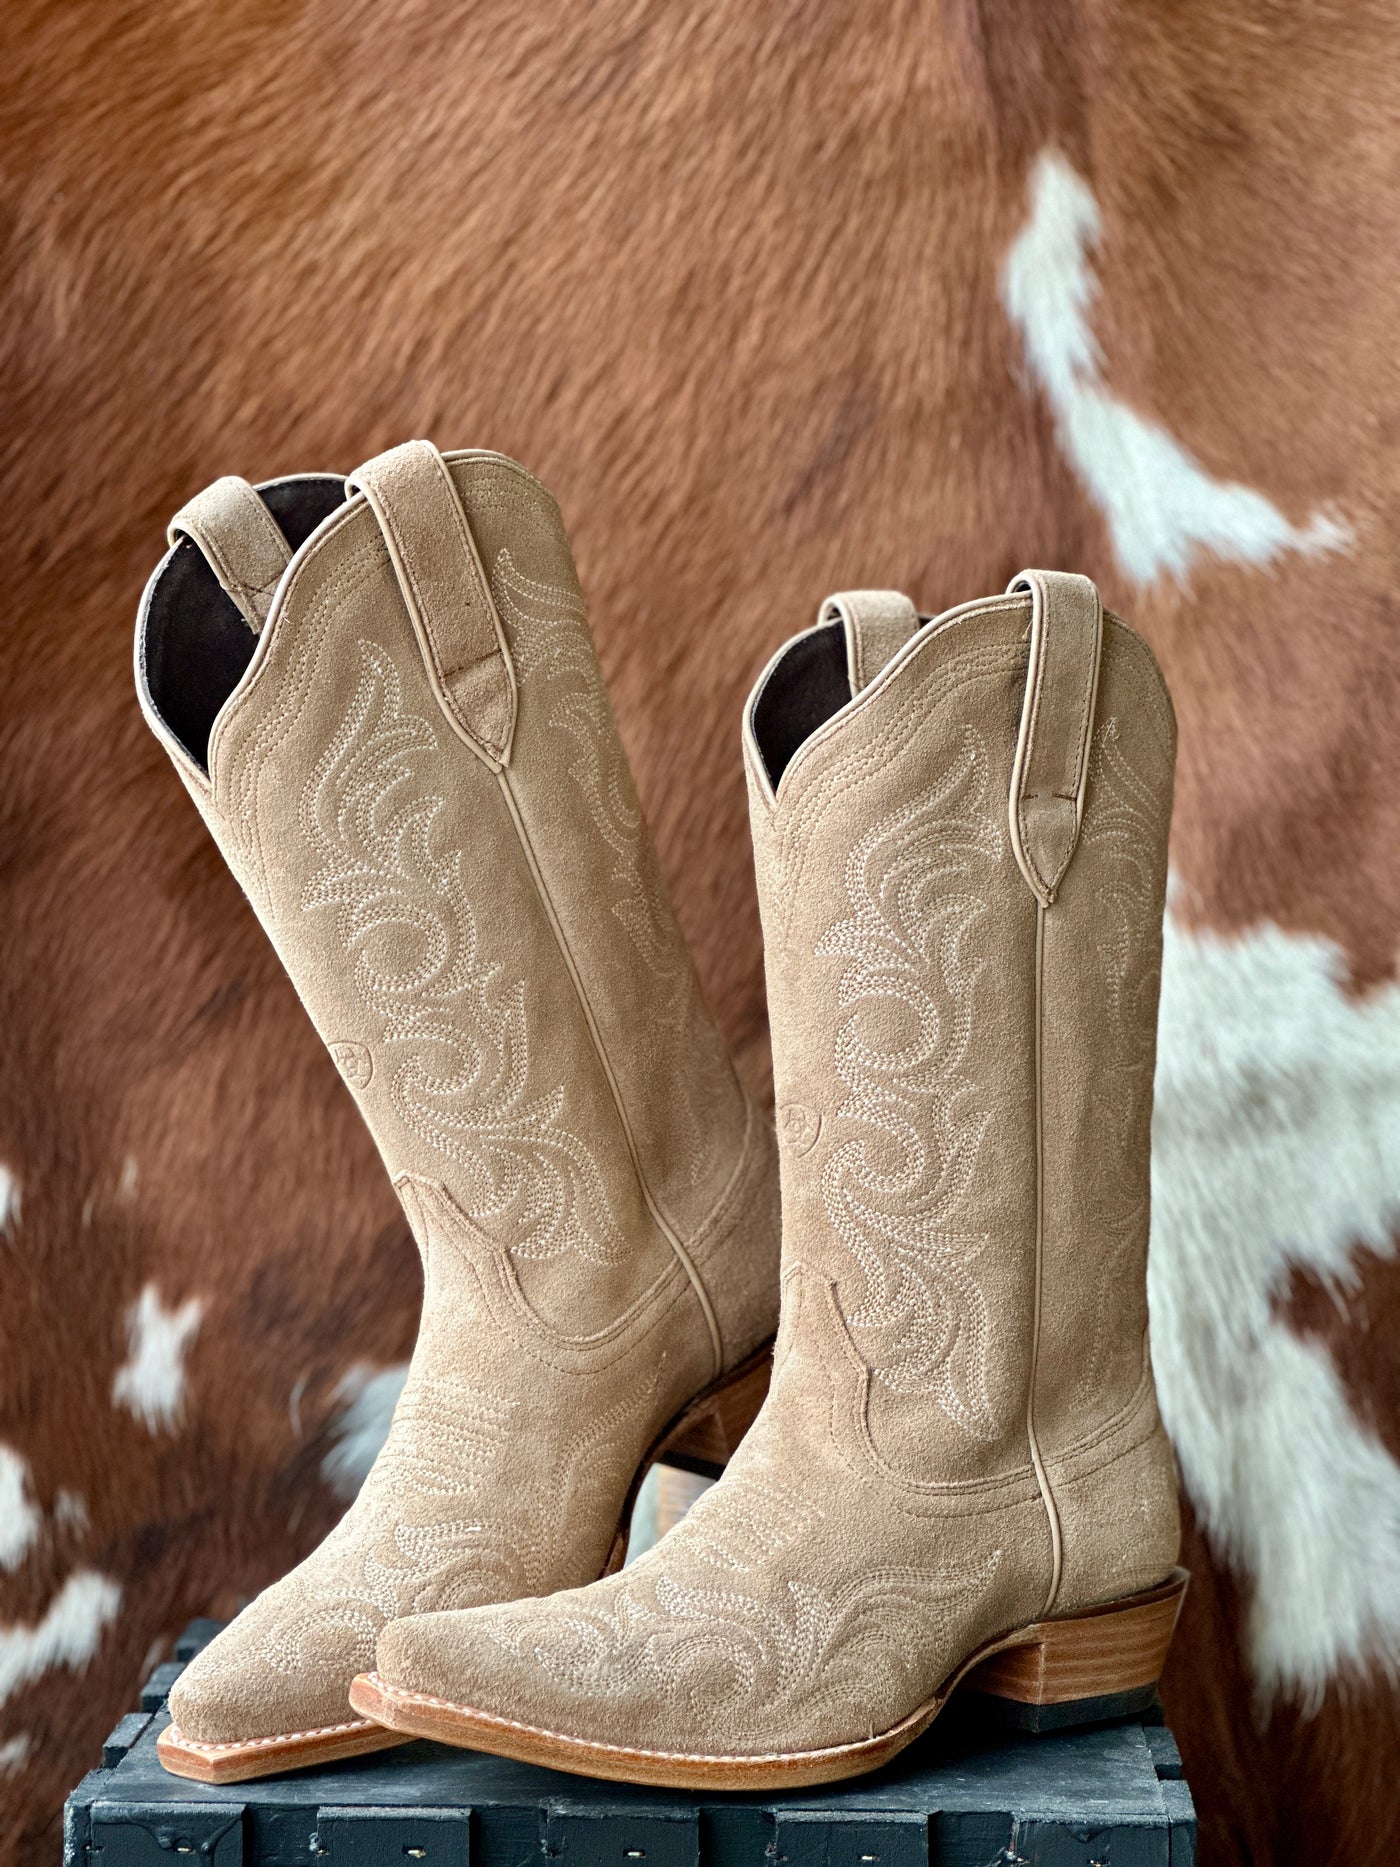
1048 1382 1181 1616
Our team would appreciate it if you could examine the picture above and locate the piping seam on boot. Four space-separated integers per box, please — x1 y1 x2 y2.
495 767 725 1376
1027 900 1065 1614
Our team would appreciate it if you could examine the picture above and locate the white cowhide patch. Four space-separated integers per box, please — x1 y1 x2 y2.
111 1285 205 1434
1001 143 1394 1706
1151 905 1400 1703
0 1733 31 1773
1001 148 1350 587
0 1448 42 1574
0 1164 20 1236
0 1570 122 1708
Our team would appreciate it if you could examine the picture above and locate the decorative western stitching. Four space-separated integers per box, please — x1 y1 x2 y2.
213 541 382 899
299 639 626 1266
181 485 748 1737
814 726 1004 1435
364 1569 1181 1760
680 1472 823 1574
769 600 1027 812
174 1222 667 1712
1048 1342 1162 1481
374 1378 513 1498
765 646 1020 949
459 1513 1001 1749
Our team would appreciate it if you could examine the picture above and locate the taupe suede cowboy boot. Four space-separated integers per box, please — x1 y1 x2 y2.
134 442 779 1783
350 572 1186 1789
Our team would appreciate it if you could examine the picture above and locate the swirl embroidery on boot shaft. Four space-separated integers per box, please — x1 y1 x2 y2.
492 549 731 1191
815 727 1005 1436
300 639 625 1264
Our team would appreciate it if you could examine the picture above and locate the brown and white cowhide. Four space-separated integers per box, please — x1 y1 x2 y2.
1 5 1396 1864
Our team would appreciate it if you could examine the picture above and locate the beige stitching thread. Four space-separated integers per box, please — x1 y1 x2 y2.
166 1717 381 1756
213 544 382 899
361 1676 921 1767
813 727 1005 1434
180 478 747 1710
494 765 722 1373
447 1531 1000 1743
487 544 729 1368
298 638 626 1266
771 647 1019 948
773 598 1025 806
1051 1343 1160 1480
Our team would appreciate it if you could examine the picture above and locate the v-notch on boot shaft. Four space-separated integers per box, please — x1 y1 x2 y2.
134 441 781 1783
352 568 1186 1790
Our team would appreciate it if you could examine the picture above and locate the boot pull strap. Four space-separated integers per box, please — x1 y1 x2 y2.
167 477 292 635
819 590 920 695
346 440 518 769
1006 569 1104 906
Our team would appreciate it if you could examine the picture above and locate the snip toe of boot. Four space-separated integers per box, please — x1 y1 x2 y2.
166 1643 279 1748
166 1600 376 1746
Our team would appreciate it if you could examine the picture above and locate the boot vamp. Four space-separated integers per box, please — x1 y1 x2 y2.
169 1324 687 1744
374 1322 1054 1759
168 1530 383 1746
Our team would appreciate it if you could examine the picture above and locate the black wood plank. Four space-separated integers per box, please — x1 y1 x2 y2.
139 1664 186 1712
103 1716 154 1770
89 1800 246 1867
317 1806 470 1867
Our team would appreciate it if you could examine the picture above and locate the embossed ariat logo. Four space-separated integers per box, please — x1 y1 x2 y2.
778 1103 821 1156
329 1041 374 1090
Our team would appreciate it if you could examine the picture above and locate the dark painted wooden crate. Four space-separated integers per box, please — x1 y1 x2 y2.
66 1625 1195 1867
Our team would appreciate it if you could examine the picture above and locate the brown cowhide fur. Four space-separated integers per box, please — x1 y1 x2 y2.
2 5 1397 1865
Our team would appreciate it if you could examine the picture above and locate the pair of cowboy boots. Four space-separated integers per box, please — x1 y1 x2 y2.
135 441 1184 1792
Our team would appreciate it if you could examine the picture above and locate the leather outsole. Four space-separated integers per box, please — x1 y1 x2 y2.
155 1716 407 1786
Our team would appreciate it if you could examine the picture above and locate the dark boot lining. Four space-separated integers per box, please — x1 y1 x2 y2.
749 623 851 790
142 477 347 772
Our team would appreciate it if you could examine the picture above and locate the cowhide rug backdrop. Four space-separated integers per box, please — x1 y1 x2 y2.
2 4 1397 1863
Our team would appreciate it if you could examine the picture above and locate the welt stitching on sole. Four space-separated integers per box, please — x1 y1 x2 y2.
360 1674 906 1766
163 1717 382 1756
